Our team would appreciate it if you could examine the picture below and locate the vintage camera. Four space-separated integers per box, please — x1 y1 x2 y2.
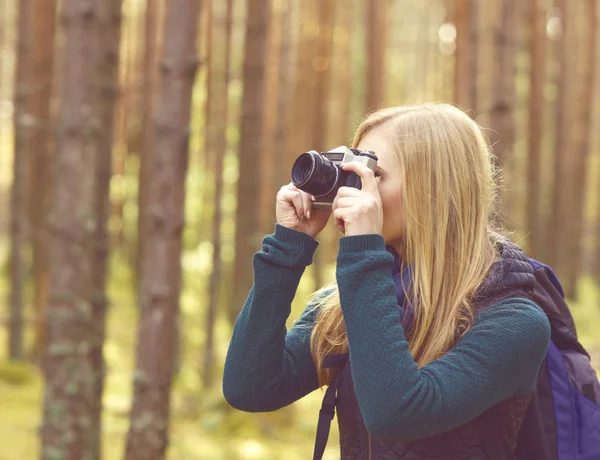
291 146 378 210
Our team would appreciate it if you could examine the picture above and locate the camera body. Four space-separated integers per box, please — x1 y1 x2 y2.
291 146 378 210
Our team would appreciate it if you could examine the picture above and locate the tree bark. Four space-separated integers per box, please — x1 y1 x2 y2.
454 0 476 113
27 0 58 361
136 0 159 290
488 0 520 166
41 1 102 458
564 0 596 298
124 1 200 458
365 0 386 113
203 0 233 389
10 0 32 362
230 0 270 325
89 1 122 459
525 0 546 260
547 0 572 273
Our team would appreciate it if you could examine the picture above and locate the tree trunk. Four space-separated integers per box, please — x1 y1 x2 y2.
40 1 102 458
136 0 159 291
547 0 571 274
230 0 270 325
203 0 233 389
525 0 546 260
488 0 520 166
89 1 122 459
365 0 386 113
454 0 476 113
564 0 596 298
124 0 200 458
312 0 335 288
10 0 32 362
28 0 58 361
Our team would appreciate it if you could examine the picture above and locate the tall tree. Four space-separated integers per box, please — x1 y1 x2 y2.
230 0 271 325
40 0 103 457
454 0 476 113
89 0 123 459
124 0 201 458
203 0 233 389
29 0 58 361
365 0 386 113
489 0 520 165
10 0 32 362
547 0 572 273
526 0 547 260
136 0 159 286
312 0 335 287
564 0 597 298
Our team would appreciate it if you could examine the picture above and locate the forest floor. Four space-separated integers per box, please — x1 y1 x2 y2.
0 254 599 460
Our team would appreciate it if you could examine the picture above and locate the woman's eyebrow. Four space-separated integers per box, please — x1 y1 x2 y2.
375 166 386 174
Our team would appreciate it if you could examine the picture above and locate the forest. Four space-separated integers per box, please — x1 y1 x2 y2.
0 0 599 459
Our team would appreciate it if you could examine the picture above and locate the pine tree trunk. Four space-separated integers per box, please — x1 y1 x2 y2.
365 0 386 113
525 0 546 260
230 0 270 325
203 0 233 389
454 0 475 112
124 0 200 458
564 0 596 298
547 0 571 274
41 1 102 457
28 0 58 361
10 0 32 362
136 0 159 290
89 1 122 459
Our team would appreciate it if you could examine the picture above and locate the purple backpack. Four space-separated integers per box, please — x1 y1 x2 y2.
511 259 600 459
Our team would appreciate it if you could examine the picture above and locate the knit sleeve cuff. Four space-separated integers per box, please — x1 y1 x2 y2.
338 234 387 254
273 224 319 255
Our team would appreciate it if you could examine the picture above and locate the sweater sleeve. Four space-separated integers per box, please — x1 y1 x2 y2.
222 224 322 412
336 234 551 440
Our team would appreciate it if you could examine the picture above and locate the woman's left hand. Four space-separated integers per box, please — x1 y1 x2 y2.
332 161 383 236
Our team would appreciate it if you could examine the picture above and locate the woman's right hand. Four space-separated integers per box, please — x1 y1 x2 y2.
276 183 331 239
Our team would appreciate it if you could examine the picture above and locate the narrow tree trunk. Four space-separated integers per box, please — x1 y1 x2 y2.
525 0 546 260
454 0 475 112
29 0 58 362
230 0 270 325
273 0 293 187
10 0 32 362
312 0 335 288
41 1 101 458
547 0 571 273
203 0 233 389
488 0 520 166
136 0 159 289
365 0 386 113
565 0 597 298
124 1 201 458
89 1 122 459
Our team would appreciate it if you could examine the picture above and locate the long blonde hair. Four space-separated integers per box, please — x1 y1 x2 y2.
309 103 503 387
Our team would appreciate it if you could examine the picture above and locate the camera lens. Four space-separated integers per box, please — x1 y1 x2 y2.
291 152 339 196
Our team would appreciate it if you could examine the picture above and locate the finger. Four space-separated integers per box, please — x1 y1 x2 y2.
340 161 378 194
335 186 362 198
282 190 305 218
300 191 313 219
332 196 357 211
333 207 350 231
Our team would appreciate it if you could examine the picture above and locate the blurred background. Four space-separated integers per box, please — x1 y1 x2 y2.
0 0 599 459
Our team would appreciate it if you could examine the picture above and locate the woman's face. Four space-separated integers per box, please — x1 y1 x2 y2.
355 129 404 249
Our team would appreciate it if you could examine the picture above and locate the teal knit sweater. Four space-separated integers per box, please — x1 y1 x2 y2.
222 224 551 439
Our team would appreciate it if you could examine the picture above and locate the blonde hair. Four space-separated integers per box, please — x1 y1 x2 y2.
309 103 503 387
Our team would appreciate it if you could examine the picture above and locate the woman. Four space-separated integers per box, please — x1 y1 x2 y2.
223 103 551 459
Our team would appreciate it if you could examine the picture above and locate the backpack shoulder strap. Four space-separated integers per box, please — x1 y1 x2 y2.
313 353 348 460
